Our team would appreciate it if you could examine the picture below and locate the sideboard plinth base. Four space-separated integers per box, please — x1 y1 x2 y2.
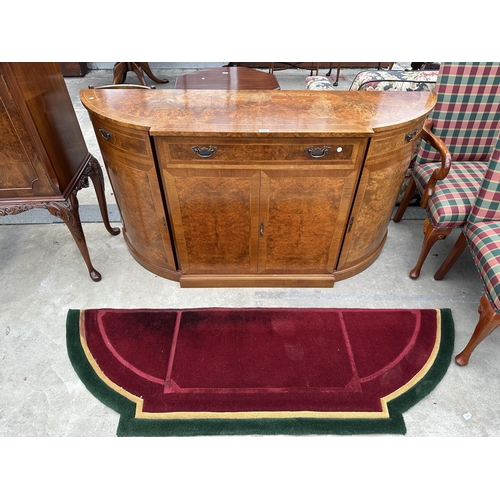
179 274 336 288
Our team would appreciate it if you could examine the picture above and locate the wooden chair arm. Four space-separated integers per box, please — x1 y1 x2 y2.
419 119 452 207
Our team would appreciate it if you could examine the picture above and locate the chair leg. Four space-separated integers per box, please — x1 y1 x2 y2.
410 218 452 279
456 294 500 366
393 176 417 223
434 231 467 280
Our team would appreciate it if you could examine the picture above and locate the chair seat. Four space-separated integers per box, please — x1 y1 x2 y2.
413 161 488 228
305 76 336 90
465 221 500 311
349 70 438 91
305 70 438 92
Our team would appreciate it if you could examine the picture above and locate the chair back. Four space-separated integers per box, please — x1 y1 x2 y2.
467 133 500 224
416 62 500 165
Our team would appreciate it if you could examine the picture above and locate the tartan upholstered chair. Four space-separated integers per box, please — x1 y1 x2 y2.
393 62 500 279
433 134 500 365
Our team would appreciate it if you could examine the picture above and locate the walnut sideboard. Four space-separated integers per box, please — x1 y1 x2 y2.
80 88 436 287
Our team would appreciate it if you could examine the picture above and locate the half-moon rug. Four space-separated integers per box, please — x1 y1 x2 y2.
66 307 454 436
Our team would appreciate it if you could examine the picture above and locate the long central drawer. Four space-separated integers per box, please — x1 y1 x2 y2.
155 137 366 167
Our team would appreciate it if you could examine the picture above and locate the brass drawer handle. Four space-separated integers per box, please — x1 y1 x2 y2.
306 146 331 158
99 127 112 141
192 145 217 158
405 129 419 142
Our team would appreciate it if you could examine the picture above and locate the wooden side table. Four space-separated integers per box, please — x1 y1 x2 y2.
112 63 169 86
174 67 280 90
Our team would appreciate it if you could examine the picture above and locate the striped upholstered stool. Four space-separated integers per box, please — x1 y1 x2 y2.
434 134 500 365
393 62 500 279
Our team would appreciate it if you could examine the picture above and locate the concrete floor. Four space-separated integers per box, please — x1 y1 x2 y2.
1 64 497 494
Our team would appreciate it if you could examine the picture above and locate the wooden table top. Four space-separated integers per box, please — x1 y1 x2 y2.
80 89 437 137
174 67 281 90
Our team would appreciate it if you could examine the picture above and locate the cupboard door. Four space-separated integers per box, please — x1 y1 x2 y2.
91 117 177 274
162 168 261 274
258 167 359 274
337 119 425 273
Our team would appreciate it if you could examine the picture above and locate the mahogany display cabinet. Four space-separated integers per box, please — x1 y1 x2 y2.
0 63 119 281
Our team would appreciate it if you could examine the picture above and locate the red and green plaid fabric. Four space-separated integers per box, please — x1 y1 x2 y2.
464 222 500 311
414 160 488 228
416 62 500 165
467 136 500 224
410 63 500 229
463 135 500 310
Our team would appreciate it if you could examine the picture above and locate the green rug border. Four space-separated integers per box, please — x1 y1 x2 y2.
66 308 454 437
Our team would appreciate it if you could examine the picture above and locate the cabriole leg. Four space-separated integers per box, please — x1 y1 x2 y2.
456 294 500 366
85 155 121 236
410 218 452 279
46 194 101 282
434 231 468 280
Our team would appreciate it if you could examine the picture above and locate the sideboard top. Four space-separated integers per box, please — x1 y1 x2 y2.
80 89 437 137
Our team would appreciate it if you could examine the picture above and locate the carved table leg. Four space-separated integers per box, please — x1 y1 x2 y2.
456 294 500 366
84 155 121 236
410 218 452 279
112 62 128 84
136 62 169 84
45 194 102 281
0 157 118 282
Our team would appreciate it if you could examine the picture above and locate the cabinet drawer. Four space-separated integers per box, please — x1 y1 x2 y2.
90 116 152 161
368 119 424 156
156 137 365 167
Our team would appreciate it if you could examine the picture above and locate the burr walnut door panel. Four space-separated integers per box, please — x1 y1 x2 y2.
162 168 261 274
337 119 425 272
90 117 177 273
162 165 361 276
258 167 360 274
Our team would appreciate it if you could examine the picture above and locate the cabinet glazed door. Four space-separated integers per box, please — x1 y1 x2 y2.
258 167 359 274
162 168 261 274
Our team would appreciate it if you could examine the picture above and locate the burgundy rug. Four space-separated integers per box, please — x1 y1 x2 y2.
66 307 454 436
